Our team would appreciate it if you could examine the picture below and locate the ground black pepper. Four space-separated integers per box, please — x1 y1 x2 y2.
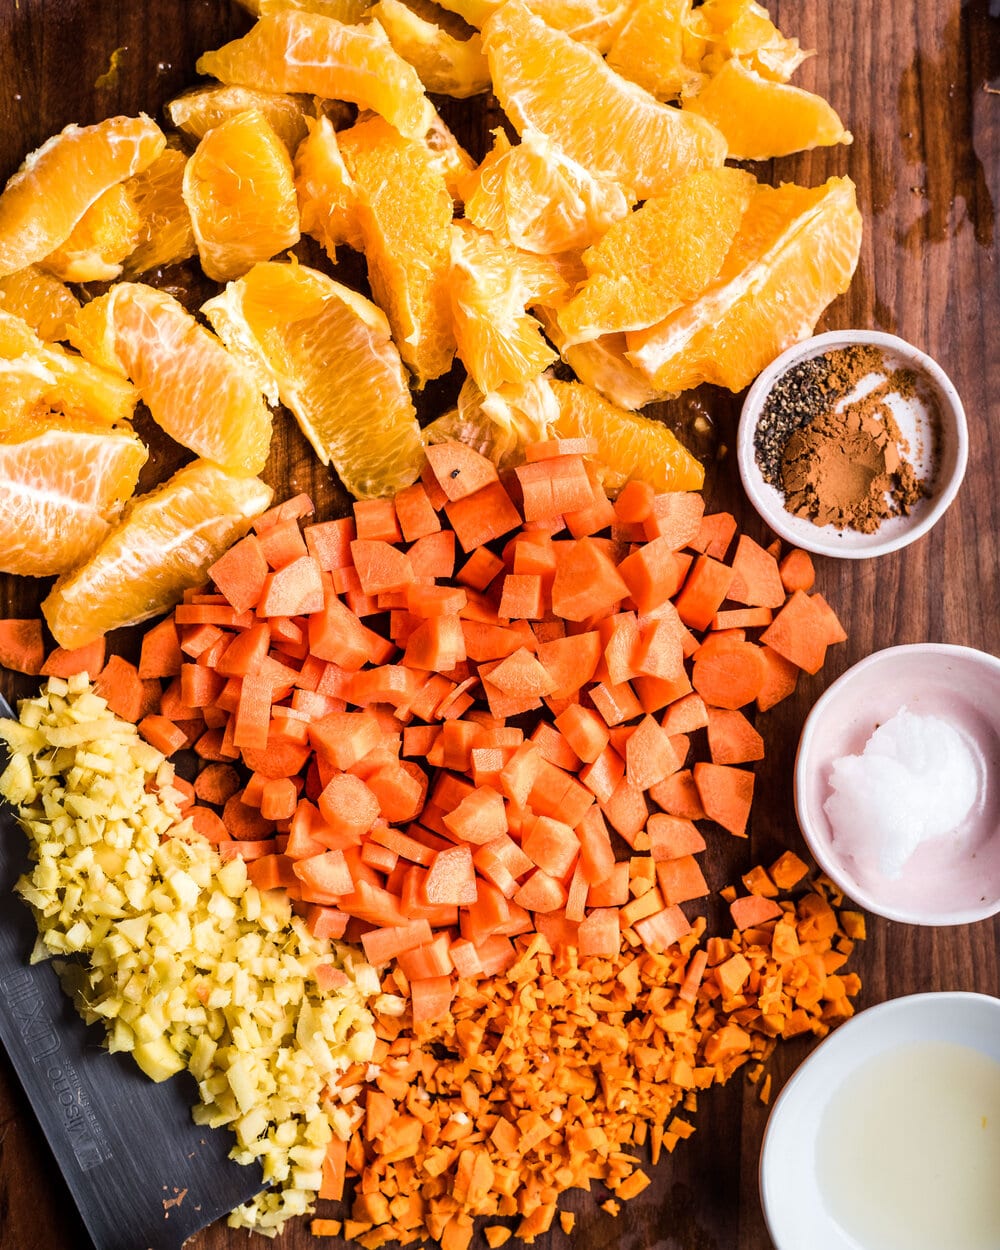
753 354 832 486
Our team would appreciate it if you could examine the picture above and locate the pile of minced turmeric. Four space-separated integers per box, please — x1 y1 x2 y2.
312 860 864 1249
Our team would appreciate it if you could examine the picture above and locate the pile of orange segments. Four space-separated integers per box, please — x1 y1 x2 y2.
0 0 862 649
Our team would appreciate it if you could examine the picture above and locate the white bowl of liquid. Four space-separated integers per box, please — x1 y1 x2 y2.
760 991 1000 1250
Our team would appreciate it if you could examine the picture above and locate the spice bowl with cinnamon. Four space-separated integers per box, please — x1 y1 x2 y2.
736 330 968 558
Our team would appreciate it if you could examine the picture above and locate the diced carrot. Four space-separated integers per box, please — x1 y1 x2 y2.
261 776 299 822
257 555 325 617
535 633 601 698
759 590 829 674
674 555 734 632
404 615 465 672
590 680 642 727
632 903 691 951
354 497 403 542
445 480 522 553
253 493 314 532
138 714 187 756
577 908 620 957
625 714 681 791
410 974 456 1024
188 805 231 843
93 654 145 722
524 436 598 461
318 773 380 839
554 704 609 764
693 762 754 838
712 606 774 630
309 710 381 771
512 869 566 913
138 617 183 679
691 639 768 710
303 517 355 572
0 619 44 676
729 893 783 930
258 517 308 570
40 638 106 679
646 812 706 860
600 775 649 846
770 849 810 890
456 546 504 591
655 855 709 906
755 644 800 711
193 762 241 806
498 573 543 621
393 481 442 542
360 919 435 966
550 538 630 622
222 793 275 839
809 592 848 644
779 548 816 593
690 511 737 560
426 441 499 501
648 768 706 820
350 539 415 595
442 786 507 844
424 845 478 904
409 530 456 581
642 491 704 548
208 533 269 614
521 815 579 878
706 708 765 765
728 535 786 609
613 478 655 524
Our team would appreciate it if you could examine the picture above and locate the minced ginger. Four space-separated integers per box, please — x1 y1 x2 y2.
0 674 384 1237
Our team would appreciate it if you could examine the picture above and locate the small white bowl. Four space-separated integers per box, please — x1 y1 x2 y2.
759 991 1000 1250
794 644 1000 925
737 330 968 558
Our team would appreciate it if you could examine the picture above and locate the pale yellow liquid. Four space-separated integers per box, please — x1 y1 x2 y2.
816 1041 1000 1250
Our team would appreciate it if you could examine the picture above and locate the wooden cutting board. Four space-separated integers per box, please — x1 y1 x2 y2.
0 2 997 1247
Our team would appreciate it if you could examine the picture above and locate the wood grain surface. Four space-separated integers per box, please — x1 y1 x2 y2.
0 2 998 1248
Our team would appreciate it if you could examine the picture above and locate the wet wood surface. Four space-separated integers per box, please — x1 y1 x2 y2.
0 1 998 1247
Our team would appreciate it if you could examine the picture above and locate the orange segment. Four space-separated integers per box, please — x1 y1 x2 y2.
535 307 675 411
371 0 490 97
435 0 631 50
71 283 273 474
196 12 435 140
41 182 141 283
0 266 80 342
294 116 364 258
202 261 423 498
482 0 727 200
548 377 704 492
698 0 810 82
0 115 165 278
605 0 708 99
683 58 850 159
422 373 559 470
122 148 198 277
448 220 563 394
166 84 316 153
626 176 863 392
334 114 456 386
0 420 148 577
42 459 273 648
460 128 629 255
556 167 756 343
183 108 300 283
0 309 137 427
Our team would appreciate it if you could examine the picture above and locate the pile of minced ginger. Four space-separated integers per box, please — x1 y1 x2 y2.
0 672 863 1247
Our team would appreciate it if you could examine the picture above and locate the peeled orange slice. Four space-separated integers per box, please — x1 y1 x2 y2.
42 459 273 648
535 306 676 411
335 113 456 385
166 84 315 153
122 148 198 277
0 419 148 577
548 377 704 492
0 266 80 342
0 115 164 278
294 116 364 259
183 108 300 283
626 176 863 392
698 0 810 82
460 128 629 255
482 0 727 200
605 0 707 99
197 12 434 140
372 0 490 97
449 220 564 394
71 283 273 474
202 261 423 499
435 0 631 49
423 373 559 470
41 183 141 283
0 309 137 428
683 57 850 159
556 167 755 343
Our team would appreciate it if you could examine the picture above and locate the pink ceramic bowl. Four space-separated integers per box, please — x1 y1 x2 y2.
794 644 1000 925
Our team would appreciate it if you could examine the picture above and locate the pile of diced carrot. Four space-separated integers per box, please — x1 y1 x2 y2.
0 436 847 1029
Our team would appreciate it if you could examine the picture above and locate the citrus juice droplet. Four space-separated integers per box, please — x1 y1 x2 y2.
816 1041 1000 1250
